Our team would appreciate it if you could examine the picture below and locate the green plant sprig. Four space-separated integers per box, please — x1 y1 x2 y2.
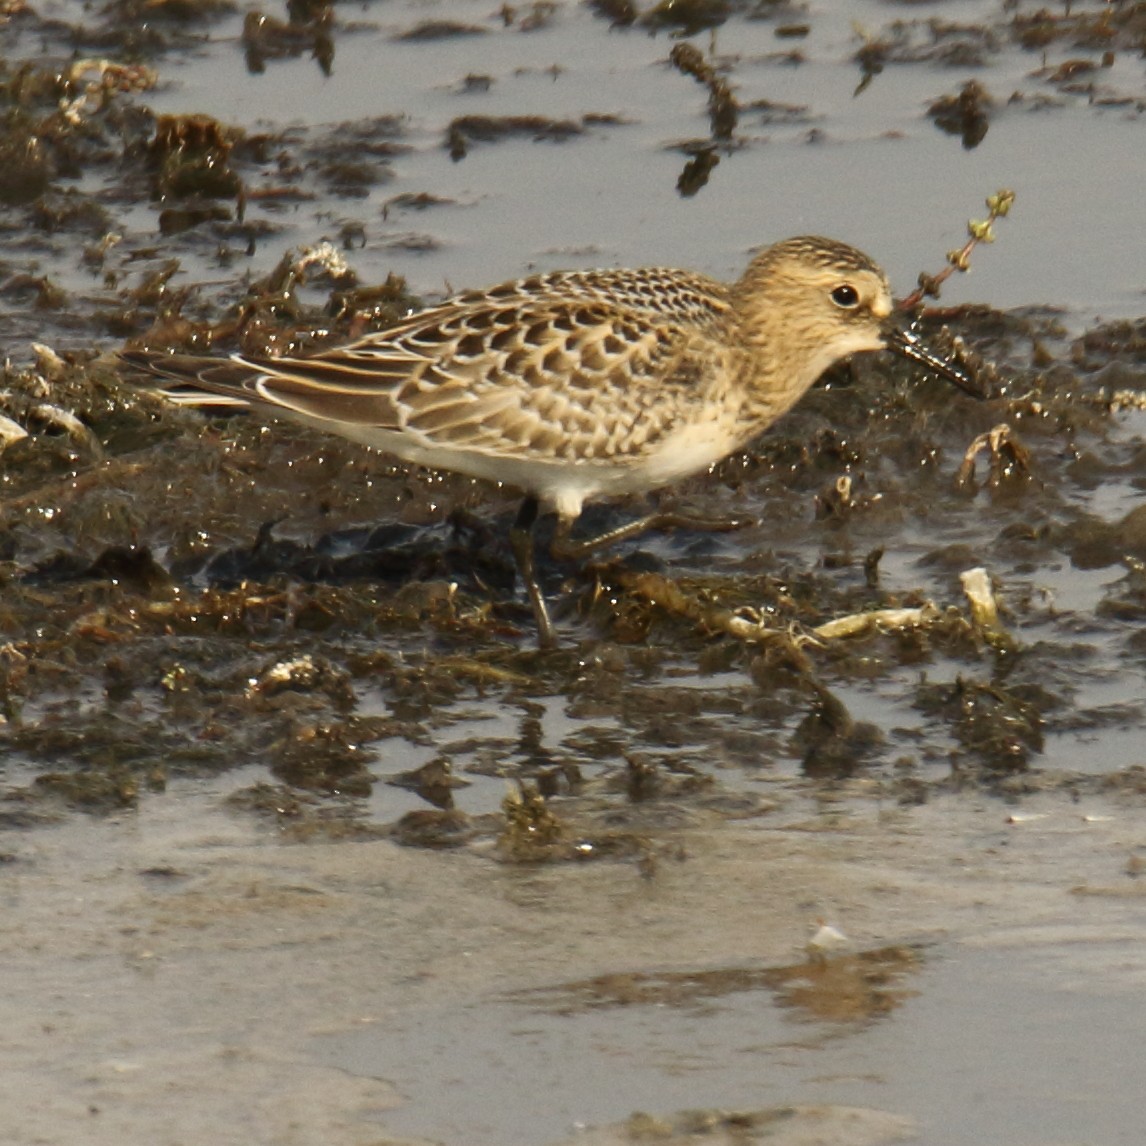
898 189 1014 311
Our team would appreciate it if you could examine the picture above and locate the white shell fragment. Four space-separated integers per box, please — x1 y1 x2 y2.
960 566 1000 630
813 603 939 640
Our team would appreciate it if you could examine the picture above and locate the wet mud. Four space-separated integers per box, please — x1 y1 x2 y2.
2 2 1145 1144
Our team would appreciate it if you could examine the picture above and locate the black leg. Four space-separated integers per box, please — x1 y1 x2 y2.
509 496 557 649
550 509 752 562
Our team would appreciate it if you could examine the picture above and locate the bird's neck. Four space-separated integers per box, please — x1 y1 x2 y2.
729 304 826 431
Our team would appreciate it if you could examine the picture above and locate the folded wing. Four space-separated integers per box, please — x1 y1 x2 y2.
121 269 731 463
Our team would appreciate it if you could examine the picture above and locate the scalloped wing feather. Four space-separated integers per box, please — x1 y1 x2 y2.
238 294 713 462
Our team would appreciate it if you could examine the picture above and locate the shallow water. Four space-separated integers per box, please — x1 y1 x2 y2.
317 939 1146 1146
130 1 1146 320
6 0 1145 338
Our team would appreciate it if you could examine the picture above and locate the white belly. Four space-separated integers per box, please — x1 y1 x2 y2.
256 407 744 522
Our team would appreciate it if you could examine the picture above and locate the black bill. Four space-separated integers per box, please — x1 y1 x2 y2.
884 322 986 399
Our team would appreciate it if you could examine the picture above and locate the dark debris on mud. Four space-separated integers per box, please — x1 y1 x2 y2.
1 1 1145 854
4 294 1145 844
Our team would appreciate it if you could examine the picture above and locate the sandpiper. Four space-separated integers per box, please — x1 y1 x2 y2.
121 236 980 646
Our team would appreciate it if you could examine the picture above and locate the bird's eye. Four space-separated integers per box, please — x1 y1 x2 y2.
831 284 860 308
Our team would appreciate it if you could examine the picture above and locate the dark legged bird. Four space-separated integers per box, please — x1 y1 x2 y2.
120 236 980 646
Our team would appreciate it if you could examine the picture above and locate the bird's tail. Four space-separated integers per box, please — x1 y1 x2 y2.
117 350 257 409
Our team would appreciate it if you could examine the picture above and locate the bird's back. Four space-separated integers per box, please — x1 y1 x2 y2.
445 265 733 334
